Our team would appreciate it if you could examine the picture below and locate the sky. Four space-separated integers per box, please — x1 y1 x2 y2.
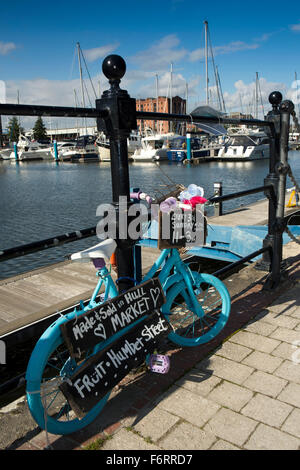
1 0 300 129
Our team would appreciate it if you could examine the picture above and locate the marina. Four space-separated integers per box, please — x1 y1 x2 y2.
1 151 300 279
1 2 300 450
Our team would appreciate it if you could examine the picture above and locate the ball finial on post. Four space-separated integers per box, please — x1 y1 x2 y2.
269 91 282 109
279 100 295 114
102 55 126 82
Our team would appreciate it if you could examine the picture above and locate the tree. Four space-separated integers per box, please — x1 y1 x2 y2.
32 116 47 141
7 117 24 143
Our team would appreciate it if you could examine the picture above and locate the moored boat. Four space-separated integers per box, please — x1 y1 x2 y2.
217 127 270 160
59 135 99 162
166 136 212 162
7 135 52 160
132 131 180 162
96 132 141 161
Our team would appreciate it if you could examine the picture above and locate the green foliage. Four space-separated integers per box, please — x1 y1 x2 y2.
83 434 112 450
7 117 24 142
32 116 47 141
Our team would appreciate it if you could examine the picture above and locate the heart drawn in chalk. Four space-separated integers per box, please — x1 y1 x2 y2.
150 287 161 308
93 323 106 340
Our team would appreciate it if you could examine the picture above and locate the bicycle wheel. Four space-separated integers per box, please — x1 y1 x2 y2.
162 272 231 347
26 318 110 435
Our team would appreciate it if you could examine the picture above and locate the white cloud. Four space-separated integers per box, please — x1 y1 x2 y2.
0 41 16 55
130 34 187 71
290 23 300 32
3 75 100 129
254 28 285 42
83 43 119 62
189 40 259 62
222 77 287 116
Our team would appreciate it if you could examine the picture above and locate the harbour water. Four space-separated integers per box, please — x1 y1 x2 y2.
1 152 300 280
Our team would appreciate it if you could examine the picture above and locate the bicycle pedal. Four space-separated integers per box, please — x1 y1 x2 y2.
149 354 170 374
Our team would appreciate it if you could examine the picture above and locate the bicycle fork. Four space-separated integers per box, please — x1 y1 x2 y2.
160 249 202 318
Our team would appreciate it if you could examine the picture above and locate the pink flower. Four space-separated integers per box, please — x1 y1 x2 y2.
183 196 207 208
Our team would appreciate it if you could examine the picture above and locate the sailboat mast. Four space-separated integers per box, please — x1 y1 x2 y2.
17 90 21 128
255 72 259 119
185 81 188 136
155 74 159 132
295 71 300 119
170 62 173 114
216 66 226 113
170 62 173 132
204 20 209 105
208 35 221 111
77 42 87 134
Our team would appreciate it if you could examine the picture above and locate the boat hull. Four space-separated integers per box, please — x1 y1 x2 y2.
167 148 212 162
218 143 270 160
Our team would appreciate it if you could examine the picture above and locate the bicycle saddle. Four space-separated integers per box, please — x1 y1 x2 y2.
70 238 117 262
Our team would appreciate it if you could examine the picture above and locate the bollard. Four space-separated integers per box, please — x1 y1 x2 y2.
213 182 223 216
257 91 281 279
270 99 294 286
186 133 191 161
259 94 294 288
13 141 18 161
96 55 137 293
53 140 58 161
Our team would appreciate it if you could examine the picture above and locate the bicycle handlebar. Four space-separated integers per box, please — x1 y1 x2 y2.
130 191 153 205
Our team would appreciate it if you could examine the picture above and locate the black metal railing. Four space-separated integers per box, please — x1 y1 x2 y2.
0 55 296 292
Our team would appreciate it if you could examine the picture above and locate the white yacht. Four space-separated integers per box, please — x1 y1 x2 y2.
59 135 99 162
0 146 13 160
217 127 270 160
96 132 142 161
7 135 53 161
50 141 77 159
132 130 180 162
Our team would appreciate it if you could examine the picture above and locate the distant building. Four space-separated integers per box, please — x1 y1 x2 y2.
136 96 186 134
22 96 187 141
226 112 254 120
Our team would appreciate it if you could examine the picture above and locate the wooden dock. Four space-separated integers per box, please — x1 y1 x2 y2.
0 193 299 342
0 247 161 342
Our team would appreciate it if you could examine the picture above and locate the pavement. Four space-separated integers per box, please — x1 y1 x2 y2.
1 240 300 451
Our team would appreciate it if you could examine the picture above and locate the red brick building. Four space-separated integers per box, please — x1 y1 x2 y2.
136 96 186 134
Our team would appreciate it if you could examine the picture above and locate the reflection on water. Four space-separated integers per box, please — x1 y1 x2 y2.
0 152 300 279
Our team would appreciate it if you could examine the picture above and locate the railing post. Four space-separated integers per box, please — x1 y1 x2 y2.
186 133 191 160
261 95 294 288
256 92 281 279
213 182 223 216
269 99 294 286
95 55 137 293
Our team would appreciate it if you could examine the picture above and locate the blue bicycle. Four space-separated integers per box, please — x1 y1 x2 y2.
26 194 231 435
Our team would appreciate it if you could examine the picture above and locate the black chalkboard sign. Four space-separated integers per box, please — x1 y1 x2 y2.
60 278 165 358
158 207 206 249
59 311 170 418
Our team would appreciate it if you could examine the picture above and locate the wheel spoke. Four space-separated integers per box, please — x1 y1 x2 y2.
166 273 230 346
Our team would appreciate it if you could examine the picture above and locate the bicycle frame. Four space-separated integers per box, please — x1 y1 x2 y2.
87 247 197 310
26 243 231 435
26 247 198 385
